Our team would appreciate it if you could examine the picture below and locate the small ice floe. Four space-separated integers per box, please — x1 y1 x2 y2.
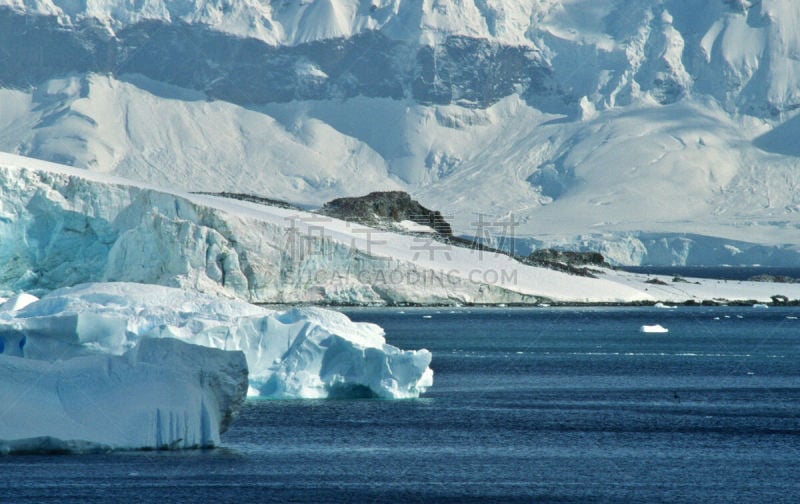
538 303 551 307
752 303 769 309
422 315 433 319
497 303 507 307
787 316 798 320
640 324 669 333
654 302 676 309
713 317 720 320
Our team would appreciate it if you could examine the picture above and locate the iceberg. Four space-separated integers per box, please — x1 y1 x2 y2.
0 337 248 453
1 282 433 399
639 324 669 334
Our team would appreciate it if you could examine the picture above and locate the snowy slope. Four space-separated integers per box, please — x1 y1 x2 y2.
2 0 800 264
3 151 800 303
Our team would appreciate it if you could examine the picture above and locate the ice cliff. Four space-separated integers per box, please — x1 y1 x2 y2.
0 328 248 453
0 152 657 304
5 152 799 303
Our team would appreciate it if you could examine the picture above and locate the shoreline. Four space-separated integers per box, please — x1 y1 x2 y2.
257 298 800 309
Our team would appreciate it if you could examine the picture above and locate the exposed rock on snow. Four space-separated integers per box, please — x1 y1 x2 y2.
0 282 433 399
321 191 454 235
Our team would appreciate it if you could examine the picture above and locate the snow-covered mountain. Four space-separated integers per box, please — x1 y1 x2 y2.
2 0 800 264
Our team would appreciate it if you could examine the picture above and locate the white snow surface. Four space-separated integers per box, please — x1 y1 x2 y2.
1 75 799 265
3 2 800 261
1 0 541 46
3 152 800 304
0 293 39 312
0 281 433 399
0 333 248 453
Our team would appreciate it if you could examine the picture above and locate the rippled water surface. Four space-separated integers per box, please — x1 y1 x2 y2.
2 306 799 502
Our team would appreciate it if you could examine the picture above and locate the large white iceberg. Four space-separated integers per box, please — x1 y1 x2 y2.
0 282 433 399
0 337 249 453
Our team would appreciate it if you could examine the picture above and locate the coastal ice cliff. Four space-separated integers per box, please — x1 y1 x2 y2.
2 153 800 304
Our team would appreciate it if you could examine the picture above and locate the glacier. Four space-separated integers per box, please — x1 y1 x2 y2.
0 282 434 399
3 152 800 304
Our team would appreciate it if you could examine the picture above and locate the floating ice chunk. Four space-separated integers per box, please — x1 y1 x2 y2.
0 338 248 453
640 324 669 333
654 302 677 309
4 282 433 399
752 303 769 309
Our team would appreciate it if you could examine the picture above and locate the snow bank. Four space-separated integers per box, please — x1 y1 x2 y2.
0 293 38 312
1 282 433 399
0 337 248 453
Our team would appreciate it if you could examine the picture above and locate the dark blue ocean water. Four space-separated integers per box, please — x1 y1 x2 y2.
2 307 800 503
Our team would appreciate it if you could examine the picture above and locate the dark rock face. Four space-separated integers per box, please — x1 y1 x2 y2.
527 249 607 267
519 249 605 278
321 191 453 236
0 8 554 108
413 37 550 107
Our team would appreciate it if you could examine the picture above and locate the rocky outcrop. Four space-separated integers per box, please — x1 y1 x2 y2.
320 191 453 236
527 249 608 267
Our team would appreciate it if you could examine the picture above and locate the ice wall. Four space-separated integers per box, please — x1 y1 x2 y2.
0 337 248 453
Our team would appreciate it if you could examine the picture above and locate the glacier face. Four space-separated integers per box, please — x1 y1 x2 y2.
5 152 800 303
2 0 800 263
0 281 434 399
1 153 678 304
